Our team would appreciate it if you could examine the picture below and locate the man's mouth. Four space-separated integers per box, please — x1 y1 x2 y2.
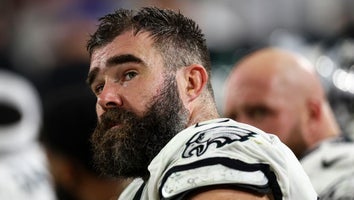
110 124 121 129
106 121 121 130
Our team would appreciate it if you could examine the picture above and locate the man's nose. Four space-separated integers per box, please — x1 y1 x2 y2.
97 83 123 111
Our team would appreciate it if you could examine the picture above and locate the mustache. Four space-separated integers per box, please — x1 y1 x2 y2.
98 108 138 131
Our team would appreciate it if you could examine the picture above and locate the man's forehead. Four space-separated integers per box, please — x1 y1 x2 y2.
90 31 157 62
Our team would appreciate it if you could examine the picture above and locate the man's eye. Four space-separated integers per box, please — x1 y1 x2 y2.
247 108 269 121
124 71 138 81
94 84 104 95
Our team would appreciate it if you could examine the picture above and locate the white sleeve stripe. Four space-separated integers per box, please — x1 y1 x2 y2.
159 157 282 200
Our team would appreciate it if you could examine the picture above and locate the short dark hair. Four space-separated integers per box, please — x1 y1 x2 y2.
87 7 214 96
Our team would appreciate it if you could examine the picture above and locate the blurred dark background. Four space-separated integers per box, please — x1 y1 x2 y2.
1 0 353 138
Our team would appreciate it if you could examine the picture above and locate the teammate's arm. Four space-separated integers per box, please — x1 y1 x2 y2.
187 188 274 200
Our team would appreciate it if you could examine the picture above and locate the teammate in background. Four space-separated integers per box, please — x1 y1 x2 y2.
223 47 354 199
86 7 317 199
40 85 131 200
0 69 56 200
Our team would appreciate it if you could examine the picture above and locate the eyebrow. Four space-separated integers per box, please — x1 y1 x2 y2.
86 54 144 86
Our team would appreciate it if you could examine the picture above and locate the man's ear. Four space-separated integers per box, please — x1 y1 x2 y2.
306 99 322 135
183 64 208 102
307 99 321 121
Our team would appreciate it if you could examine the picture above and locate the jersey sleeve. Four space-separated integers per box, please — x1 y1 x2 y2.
155 119 317 200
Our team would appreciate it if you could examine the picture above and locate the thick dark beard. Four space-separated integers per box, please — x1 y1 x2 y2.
91 74 189 179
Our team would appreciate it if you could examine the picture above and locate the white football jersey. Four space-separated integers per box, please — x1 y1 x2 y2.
0 143 57 200
301 137 354 198
119 118 318 200
0 69 57 200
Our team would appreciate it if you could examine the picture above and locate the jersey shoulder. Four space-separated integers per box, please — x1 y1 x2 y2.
153 118 317 200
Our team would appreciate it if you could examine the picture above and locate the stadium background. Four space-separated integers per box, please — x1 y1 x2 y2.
1 0 353 138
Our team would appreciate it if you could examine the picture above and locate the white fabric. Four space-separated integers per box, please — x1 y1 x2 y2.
301 137 354 197
0 70 56 200
119 118 318 200
0 69 42 152
0 143 56 200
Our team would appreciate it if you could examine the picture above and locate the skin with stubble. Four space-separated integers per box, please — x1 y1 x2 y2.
223 48 340 158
